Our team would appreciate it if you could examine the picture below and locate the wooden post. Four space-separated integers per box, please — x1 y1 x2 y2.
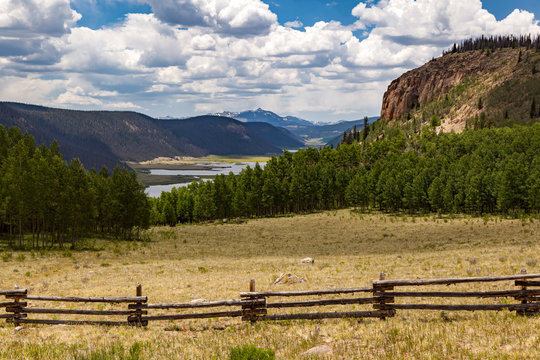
516 269 532 316
373 272 395 320
129 284 145 326
11 286 24 326
242 280 267 323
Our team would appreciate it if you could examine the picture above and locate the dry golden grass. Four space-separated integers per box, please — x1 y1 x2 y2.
1 211 539 359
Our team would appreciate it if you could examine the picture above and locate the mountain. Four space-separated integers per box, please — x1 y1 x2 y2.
0 102 304 169
380 45 540 133
215 108 313 128
213 108 377 146
243 122 305 149
157 116 304 156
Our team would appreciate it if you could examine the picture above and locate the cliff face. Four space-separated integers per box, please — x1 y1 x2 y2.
379 48 540 133
381 51 507 121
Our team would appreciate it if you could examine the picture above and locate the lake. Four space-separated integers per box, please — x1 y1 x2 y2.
145 162 265 197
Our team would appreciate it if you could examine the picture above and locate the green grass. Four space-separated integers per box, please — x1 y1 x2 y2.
229 345 275 360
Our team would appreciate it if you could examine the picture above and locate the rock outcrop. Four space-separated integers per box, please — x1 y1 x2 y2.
380 50 515 122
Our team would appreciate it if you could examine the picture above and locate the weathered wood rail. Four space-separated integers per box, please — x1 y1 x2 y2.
1 271 539 327
0 288 147 326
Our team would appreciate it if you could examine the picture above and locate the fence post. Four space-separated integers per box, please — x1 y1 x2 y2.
6 287 26 326
128 284 146 326
373 272 395 320
516 269 531 316
242 280 266 323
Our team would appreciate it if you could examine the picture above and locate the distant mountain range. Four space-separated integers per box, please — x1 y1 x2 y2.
212 108 376 145
215 108 314 128
0 102 303 170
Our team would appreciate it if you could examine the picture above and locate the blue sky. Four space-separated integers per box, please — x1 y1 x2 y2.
1 1 539 122
72 1 540 31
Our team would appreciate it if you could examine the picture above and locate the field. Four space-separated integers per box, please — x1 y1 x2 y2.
1 211 539 359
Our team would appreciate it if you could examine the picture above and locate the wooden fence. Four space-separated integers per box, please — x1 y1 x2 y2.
1 272 539 327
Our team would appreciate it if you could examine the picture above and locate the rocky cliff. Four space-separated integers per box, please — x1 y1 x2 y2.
380 48 540 133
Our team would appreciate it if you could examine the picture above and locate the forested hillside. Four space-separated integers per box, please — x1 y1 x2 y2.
151 124 539 225
0 102 303 170
158 116 303 156
0 125 151 249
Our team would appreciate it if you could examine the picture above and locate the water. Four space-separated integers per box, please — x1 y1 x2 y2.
145 162 265 198
148 163 253 177
145 183 191 197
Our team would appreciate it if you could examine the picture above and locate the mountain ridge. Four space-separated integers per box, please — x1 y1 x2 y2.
212 108 375 145
0 102 304 170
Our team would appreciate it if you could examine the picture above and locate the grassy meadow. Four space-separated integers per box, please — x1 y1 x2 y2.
1 210 539 359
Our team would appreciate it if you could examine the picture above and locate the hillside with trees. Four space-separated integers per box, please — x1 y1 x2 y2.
0 125 151 249
0 102 304 170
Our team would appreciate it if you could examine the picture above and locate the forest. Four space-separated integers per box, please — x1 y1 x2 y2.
0 125 150 249
443 34 540 55
151 124 540 225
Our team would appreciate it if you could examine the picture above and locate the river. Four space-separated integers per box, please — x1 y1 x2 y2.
145 162 265 197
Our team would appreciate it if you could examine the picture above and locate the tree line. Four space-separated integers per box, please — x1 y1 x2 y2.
443 35 540 56
151 123 539 225
0 125 151 249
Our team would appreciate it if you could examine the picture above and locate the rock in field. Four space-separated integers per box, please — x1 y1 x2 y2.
302 344 333 356
300 257 314 264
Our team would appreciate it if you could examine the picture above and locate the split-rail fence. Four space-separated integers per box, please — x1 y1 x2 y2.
1 271 539 327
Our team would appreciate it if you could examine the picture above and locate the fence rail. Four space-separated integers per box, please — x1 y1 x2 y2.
1 271 539 327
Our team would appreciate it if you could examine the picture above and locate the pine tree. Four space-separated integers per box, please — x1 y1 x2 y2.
363 116 369 140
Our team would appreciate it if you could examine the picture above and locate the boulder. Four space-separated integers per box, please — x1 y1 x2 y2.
302 344 333 356
300 257 314 264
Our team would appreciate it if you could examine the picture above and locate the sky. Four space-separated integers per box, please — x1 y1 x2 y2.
1 1 540 123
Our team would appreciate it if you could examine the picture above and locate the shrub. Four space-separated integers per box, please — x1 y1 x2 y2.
229 345 275 360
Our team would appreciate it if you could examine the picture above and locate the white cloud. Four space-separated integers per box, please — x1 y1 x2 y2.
55 91 103 106
0 0 80 37
284 20 303 29
352 0 540 44
0 0 80 60
0 75 67 105
146 0 277 37
107 101 142 109
344 0 540 69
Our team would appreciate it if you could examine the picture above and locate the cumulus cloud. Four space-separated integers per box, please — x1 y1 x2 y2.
344 0 540 69
284 20 303 29
0 0 80 61
107 101 142 109
0 0 81 37
59 14 192 73
146 0 277 37
352 0 540 44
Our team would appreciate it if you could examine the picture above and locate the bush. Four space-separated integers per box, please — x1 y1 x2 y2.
229 345 275 360
430 115 441 127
